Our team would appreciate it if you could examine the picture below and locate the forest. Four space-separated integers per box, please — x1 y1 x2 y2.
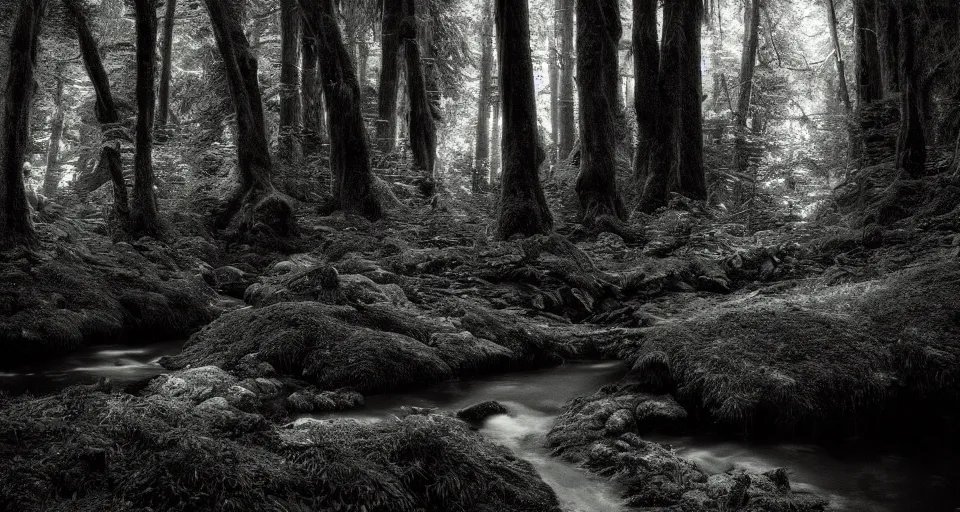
0 0 958 510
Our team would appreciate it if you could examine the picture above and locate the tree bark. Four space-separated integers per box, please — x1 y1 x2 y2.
358 39 370 87
895 0 925 178
157 0 176 128
854 0 883 105
65 0 129 222
825 0 852 115
672 0 706 199
131 0 163 238
731 0 761 204
301 34 326 158
632 0 659 185
300 0 383 219
494 0 553 239
638 0 683 212
474 0 493 192
0 0 43 249
42 72 65 198
279 0 302 163
204 0 294 235
575 0 625 225
557 0 575 159
549 0 559 156
490 93 501 181
874 0 899 96
401 0 437 189
376 0 402 152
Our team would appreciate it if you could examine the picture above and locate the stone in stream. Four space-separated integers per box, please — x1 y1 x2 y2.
457 400 508 424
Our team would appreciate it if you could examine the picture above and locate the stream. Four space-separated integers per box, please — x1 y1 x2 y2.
1 342 957 511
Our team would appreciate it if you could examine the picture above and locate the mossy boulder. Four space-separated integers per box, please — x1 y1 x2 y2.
0 389 560 512
457 400 508 424
162 302 453 394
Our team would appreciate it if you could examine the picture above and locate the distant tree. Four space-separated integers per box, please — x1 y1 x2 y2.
557 0 575 159
473 0 493 193
401 0 438 192
300 0 385 218
632 0 658 185
730 0 762 204
157 0 176 129
203 0 295 236
64 0 129 223
41 71 65 197
279 0 301 164
0 0 43 249
894 0 926 178
376 0 403 152
575 0 626 226
494 0 553 239
301 33 326 158
130 0 164 238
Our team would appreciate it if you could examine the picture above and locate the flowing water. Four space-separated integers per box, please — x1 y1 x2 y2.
3 343 958 512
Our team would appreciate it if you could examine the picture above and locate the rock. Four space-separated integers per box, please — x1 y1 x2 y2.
457 401 508 424
146 366 237 404
285 388 364 413
212 266 256 298
245 265 342 306
163 302 453 394
195 396 266 432
603 408 635 436
429 331 516 375
339 274 391 304
634 394 688 433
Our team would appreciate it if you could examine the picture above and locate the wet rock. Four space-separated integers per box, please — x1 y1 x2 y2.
429 331 515 375
634 393 688 433
211 266 256 298
285 388 364 413
195 396 266 432
457 400 508 424
603 408 635 436
146 366 237 404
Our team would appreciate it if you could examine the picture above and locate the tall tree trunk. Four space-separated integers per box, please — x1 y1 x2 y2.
300 0 383 218
557 0 575 159
301 35 326 158
495 0 553 239
0 0 43 249
575 0 625 225
825 0 852 115
377 0 402 152
672 0 706 199
731 0 761 204
401 0 437 189
358 39 369 87
42 72 65 198
633 0 659 185
204 0 294 235
549 0 559 156
279 0 302 164
131 0 163 237
157 0 176 129
895 0 925 178
474 0 493 192
854 0 883 105
66 0 129 222
490 93 501 182
639 0 683 212
874 0 899 96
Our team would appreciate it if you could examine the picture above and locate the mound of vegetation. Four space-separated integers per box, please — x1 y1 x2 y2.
0 386 559 512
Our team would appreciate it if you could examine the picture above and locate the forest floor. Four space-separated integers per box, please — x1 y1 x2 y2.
1 159 958 511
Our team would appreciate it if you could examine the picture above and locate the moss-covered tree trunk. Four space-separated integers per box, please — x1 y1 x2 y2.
401 0 437 191
731 0 761 204
157 0 176 129
549 0 559 158
672 0 706 200
203 0 294 236
300 0 383 219
0 0 43 249
66 0 129 223
854 0 883 105
42 73 65 198
377 0 402 152
301 35 326 158
575 0 625 226
473 0 493 192
895 0 926 178
131 0 164 238
557 0 575 159
632 0 659 186
875 0 900 96
494 0 553 239
490 93 501 182
279 0 301 164
638 0 682 213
